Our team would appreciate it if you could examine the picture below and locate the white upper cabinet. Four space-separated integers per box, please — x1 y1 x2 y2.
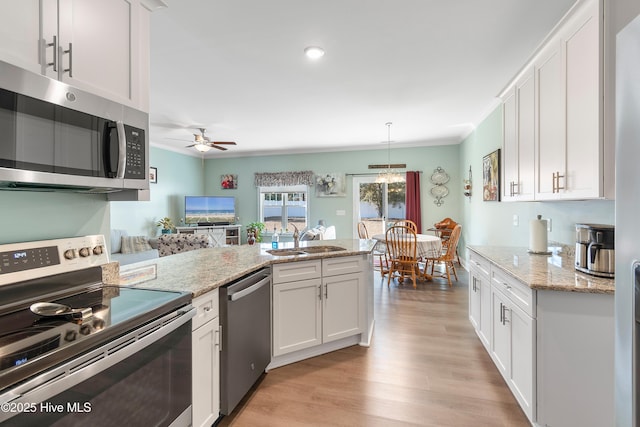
0 0 156 112
501 0 610 201
0 0 41 74
535 39 565 200
563 1 601 199
502 68 535 202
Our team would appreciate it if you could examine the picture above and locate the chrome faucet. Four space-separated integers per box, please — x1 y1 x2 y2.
291 224 300 248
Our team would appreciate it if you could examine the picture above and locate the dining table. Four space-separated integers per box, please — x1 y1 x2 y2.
372 233 443 260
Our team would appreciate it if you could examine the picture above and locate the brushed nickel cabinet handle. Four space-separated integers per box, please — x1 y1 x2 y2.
63 42 73 77
44 35 57 71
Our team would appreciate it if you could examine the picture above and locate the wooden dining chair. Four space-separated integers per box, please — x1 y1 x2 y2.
392 219 418 233
357 221 368 239
434 218 460 264
357 221 388 277
385 225 420 288
423 224 462 286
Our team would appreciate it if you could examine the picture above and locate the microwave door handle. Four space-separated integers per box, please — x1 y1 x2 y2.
115 121 127 179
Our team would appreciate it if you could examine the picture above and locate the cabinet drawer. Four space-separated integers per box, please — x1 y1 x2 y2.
272 260 322 284
192 289 219 331
469 251 491 277
322 256 363 277
491 267 535 318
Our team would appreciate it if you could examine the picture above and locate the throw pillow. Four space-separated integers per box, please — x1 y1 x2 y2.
120 236 153 254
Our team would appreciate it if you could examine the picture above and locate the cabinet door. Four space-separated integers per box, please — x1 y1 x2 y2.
192 317 220 427
535 39 565 200
564 0 601 199
272 278 322 356
516 70 535 200
0 0 41 74
57 0 137 105
203 228 226 247
508 302 535 421
491 288 511 377
469 271 481 331
501 86 518 201
322 272 364 343
479 274 492 350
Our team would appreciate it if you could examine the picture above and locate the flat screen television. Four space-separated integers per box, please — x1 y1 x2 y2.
185 196 236 226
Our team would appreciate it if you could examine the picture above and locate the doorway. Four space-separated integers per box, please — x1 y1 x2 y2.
352 176 406 238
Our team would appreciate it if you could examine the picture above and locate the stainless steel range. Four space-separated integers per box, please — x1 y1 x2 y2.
0 235 195 426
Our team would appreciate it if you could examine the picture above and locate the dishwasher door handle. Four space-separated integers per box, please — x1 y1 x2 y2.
228 276 270 302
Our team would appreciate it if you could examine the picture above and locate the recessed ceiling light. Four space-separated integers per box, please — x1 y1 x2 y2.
304 46 325 59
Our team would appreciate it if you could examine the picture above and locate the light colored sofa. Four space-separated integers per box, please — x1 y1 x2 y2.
110 229 159 265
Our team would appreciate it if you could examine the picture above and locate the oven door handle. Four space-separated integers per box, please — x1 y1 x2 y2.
229 276 270 302
0 306 195 419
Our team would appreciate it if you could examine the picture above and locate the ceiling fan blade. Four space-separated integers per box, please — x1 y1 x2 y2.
212 141 237 145
168 137 192 142
185 143 198 148
210 144 228 151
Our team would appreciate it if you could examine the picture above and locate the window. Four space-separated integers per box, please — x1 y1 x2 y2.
259 185 308 233
352 177 406 237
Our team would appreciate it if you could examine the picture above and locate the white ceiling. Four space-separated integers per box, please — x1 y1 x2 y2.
149 0 577 158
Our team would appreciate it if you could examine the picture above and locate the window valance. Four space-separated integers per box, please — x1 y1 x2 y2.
254 171 315 187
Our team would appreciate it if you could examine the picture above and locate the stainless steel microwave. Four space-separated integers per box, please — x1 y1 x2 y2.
0 60 149 198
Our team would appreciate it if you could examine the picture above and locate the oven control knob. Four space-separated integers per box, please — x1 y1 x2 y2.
64 249 76 260
79 325 91 335
79 247 90 257
92 245 104 255
64 330 77 342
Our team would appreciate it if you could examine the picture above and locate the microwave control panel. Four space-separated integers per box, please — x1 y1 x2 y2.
124 125 146 179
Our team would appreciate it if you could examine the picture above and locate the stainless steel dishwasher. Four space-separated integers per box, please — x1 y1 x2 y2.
219 267 271 415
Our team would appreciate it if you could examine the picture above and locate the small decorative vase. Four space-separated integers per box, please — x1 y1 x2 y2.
247 231 256 245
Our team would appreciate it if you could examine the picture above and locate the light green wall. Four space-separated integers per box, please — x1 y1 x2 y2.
459 105 614 260
110 146 205 237
204 145 462 241
0 191 109 245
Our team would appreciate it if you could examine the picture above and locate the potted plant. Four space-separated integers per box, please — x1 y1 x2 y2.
156 217 175 234
246 221 265 243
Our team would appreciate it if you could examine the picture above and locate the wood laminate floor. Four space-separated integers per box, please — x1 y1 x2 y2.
218 266 530 427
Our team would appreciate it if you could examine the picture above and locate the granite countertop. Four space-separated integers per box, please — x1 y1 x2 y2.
468 245 615 294
111 239 376 298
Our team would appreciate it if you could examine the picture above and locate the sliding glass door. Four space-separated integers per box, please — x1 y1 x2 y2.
352 176 406 238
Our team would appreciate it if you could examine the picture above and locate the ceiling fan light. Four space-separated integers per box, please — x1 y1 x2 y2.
304 46 325 59
194 144 211 152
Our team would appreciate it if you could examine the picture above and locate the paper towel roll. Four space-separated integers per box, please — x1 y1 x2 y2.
529 215 548 253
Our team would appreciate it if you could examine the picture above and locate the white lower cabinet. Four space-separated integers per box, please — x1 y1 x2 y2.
490 285 535 421
469 250 536 424
468 252 491 350
323 272 364 343
191 290 220 427
272 256 366 360
272 277 322 356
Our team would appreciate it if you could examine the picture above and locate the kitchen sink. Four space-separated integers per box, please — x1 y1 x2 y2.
266 245 347 256
266 249 306 256
300 245 347 254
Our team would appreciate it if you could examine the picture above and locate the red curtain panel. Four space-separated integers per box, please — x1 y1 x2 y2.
405 171 422 233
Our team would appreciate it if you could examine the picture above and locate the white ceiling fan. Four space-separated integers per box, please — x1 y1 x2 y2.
174 128 237 152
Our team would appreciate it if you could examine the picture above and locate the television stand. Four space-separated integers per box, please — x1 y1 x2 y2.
176 224 241 247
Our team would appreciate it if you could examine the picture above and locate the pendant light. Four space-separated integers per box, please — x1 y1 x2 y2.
376 122 404 183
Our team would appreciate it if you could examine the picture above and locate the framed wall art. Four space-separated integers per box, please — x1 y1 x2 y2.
482 149 500 201
316 173 346 197
221 174 237 189
149 167 157 184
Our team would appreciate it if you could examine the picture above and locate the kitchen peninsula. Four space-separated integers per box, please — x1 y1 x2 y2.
468 245 614 427
112 239 376 426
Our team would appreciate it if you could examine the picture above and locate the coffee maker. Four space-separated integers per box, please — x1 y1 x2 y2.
575 223 615 278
